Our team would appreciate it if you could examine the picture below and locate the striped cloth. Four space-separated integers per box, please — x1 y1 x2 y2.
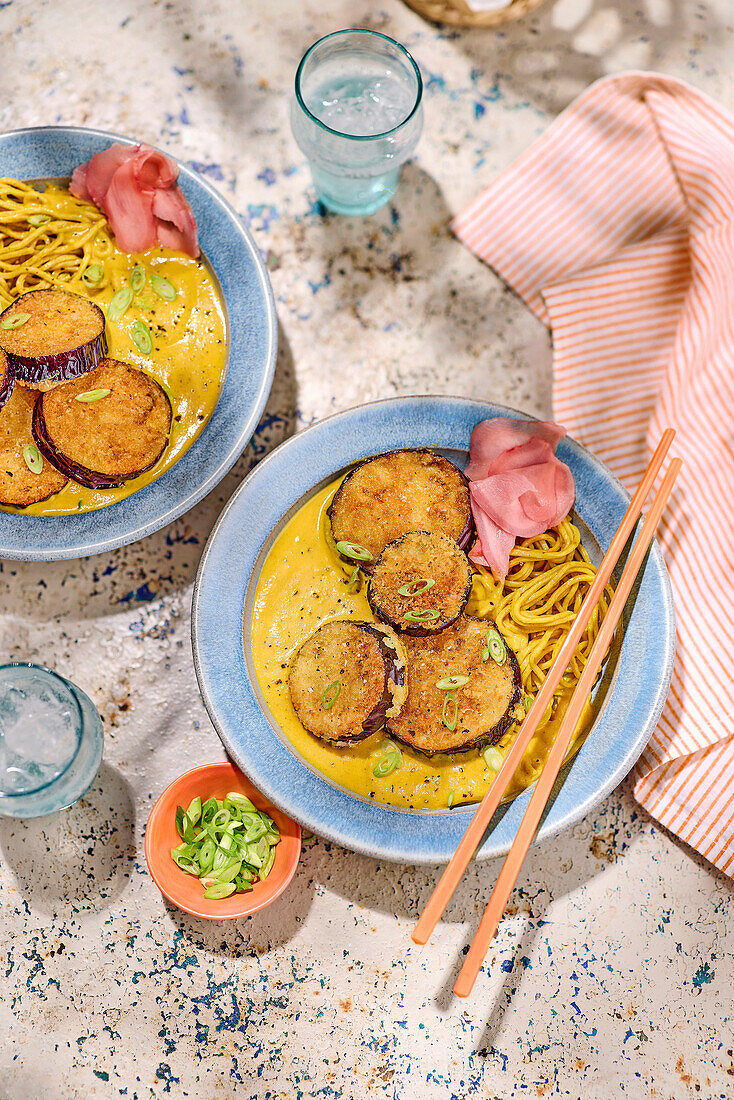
453 72 734 875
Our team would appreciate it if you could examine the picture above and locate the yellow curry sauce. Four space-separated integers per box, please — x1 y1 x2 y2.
251 478 595 811
2 186 226 515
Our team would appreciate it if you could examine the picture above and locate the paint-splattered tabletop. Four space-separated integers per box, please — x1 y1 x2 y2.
1 2 732 1097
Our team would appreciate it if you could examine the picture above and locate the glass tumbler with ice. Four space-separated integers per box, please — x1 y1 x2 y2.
290 29 423 216
0 663 103 818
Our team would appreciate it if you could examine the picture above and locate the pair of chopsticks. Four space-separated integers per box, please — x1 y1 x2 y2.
412 429 681 997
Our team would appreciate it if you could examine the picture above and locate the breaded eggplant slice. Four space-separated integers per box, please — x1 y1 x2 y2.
369 530 472 636
385 615 522 756
329 449 474 571
0 349 13 411
33 358 172 489
0 386 68 506
289 620 407 745
0 289 107 389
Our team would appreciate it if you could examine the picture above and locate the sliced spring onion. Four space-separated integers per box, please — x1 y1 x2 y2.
447 790 455 808
484 628 507 665
335 540 372 562
397 577 435 597
130 264 146 293
28 213 52 227
1 313 31 330
76 388 111 403
436 674 470 691
22 444 43 475
204 882 236 900
523 694 533 713
132 320 153 354
321 680 340 709
404 608 440 623
151 273 177 301
170 792 281 901
442 692 458 732
345 566 360 592
483 746 504 771
82 263 104 286
108 286 133 321
373 749 402 778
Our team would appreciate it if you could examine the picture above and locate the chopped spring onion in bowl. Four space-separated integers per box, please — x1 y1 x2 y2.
171 792 281 899
144 762 301 920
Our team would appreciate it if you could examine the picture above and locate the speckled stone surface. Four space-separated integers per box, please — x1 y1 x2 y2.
1 2 733 1097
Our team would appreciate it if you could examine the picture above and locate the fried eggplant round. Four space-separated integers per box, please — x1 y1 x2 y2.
289 620 407 745
385 615 522 756
0 289 107 389
368 530 473 636
33 358 172 489
0 386 68 506
328 449 474 571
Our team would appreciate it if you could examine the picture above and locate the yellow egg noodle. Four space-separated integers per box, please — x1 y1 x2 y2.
467 519 614 787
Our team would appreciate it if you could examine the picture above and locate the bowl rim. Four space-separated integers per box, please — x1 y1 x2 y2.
144 761 302 919
192 395 676 864
0 124 277 560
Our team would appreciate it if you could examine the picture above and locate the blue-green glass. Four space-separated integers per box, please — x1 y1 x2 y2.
0 663 103 818
291 29 423 216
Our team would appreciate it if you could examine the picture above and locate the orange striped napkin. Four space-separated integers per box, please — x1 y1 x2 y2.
453 71 734 875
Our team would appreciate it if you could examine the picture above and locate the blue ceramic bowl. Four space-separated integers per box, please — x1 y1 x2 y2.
192 397 675 863
0 126 276 560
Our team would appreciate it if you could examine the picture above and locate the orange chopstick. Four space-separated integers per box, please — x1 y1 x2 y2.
412 428 676 947
454 455 682 997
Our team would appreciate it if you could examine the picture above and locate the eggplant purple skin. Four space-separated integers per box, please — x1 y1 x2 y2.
358 624 406 737
9 330 108 387
0 357 14 412
31 394 166 490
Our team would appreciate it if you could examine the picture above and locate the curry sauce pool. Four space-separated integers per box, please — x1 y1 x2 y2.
250 478 596 811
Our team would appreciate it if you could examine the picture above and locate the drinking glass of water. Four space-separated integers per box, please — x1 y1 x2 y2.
0 663 103 818
290 28 423 216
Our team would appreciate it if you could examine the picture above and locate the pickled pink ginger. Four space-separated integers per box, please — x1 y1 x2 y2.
71 143 199 258
467 418 575 579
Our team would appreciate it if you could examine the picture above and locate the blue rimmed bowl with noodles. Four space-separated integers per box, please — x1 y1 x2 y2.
0 126 276 559
192 396 675 864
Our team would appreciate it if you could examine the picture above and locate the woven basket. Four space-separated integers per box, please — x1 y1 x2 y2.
403 0 546 27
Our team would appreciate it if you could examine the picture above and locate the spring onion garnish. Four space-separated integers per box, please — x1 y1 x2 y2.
108 286 133 321
442 692 458 732
132 320 153 354
28 213 52 227
483 746 504 771
1 313 31 329
22 444 43 475
373 741 403 778
130 264 146 293
447 790 455 808
482 627 507 665
321 680 341 709
404 608 440 623
345 566 360 592
436 674 470 691
335 540 372 562
397 577 435 597
170 792 281 900
151 274 177 301
76 388 111 403
83 263 104 286
523 693 533 713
